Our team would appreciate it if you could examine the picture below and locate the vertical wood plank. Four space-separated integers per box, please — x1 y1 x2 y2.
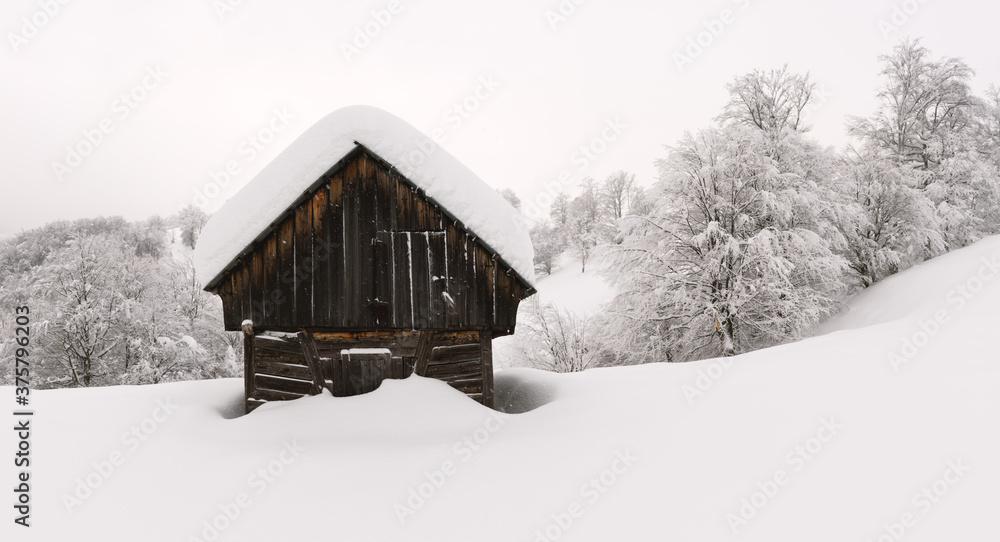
250 252 263 327
311 186 330 327
262 233 278 329
341 159 358 327
328 173 345 327
495 267 510 328
383 167 398 232
231 266 243 328
470 239 483 326
428 232 446 329
444 226 460 329
481 329 493 408
410 232 430 329
486 254 496 328
415 191 430 230
393 233 413 329
333 349 347 397
358 154 377 327
276 219 295 326
396 180 413 230
218 278 235 332
294 201 313 327
374 231 391 326
243 323 255 413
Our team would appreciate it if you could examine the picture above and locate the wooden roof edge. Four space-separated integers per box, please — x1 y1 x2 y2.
202 143 536 297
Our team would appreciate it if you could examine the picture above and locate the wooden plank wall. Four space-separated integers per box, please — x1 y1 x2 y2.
216 148 527 334
245 330 486 411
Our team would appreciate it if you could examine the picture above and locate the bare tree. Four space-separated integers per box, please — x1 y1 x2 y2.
599 171 636 219
849 39 977 171
565 180 602 273
520 298 602 373
530 221 565 276
177 204 210 249
719 64 815 136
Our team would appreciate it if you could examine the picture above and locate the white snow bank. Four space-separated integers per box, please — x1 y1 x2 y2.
533 252 613 315
7 237 999 541
820 234 1000 332
193 105 535 289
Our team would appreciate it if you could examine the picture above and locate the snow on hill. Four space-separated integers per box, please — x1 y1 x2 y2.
3 238 998 541
528 252 614 315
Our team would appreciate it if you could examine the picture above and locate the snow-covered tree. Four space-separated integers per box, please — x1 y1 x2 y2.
836 149 943 287
0 217 241 388
178 204 209 249
517 298 605 373
530 220 565 276
550 192 571 227
605 125 848 362
846 40 999 253
565 179 605 273
849 39 977 171
497 187 522 210
599 171 636 220
719 65 815 137
34 235 132 386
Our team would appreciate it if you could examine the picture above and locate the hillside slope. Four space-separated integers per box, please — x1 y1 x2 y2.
2 238 998 541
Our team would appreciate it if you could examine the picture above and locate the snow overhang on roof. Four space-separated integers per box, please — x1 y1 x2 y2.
193 105 536 291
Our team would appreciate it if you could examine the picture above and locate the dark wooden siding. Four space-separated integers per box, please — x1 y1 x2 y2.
245 330 485 411
217 147 529 334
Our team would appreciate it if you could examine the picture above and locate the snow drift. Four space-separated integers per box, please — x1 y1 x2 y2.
4 237 999 541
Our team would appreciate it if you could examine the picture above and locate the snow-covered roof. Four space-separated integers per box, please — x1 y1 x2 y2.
194 105 535 289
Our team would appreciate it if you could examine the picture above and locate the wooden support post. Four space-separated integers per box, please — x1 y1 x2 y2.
480 328 494 408
413 330 436 376
298 329 327 395
242 320 255 413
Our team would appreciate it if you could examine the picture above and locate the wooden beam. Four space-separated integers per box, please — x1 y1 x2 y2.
242 320 255 414
481 329 494 408
298 329 326 395
412 330 436 376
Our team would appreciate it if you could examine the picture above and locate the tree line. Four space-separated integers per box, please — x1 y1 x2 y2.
0 206 240 388
517 39 1000 369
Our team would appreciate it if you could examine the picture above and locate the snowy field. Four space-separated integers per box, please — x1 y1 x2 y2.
3 236 999 541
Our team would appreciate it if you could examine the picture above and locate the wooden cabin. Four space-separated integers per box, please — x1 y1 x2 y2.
194 106 536 413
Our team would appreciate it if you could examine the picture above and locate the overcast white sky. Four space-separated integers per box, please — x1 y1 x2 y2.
2 0 999 235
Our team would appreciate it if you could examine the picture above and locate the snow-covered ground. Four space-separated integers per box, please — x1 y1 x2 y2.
528 252 615 316
3 237 998 541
